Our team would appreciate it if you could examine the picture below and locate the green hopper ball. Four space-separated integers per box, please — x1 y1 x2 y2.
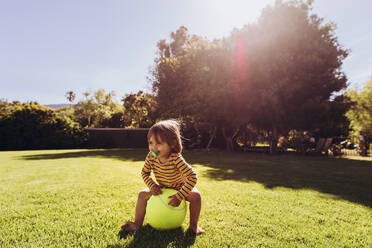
146 188 187 230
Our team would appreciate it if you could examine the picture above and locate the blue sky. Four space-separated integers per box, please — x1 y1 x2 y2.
1 0 371 104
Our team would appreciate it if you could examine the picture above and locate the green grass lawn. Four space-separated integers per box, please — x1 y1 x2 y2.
0 149 371 247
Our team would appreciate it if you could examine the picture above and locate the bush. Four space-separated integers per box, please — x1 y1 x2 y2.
0 102 87 150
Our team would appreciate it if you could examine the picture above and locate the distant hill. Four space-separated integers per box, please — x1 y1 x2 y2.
44 104 73 109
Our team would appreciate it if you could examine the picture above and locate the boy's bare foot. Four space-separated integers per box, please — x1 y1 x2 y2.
190 224 205 235
121 221 139 232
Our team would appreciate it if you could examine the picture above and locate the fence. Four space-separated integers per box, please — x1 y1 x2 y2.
85 128 149 148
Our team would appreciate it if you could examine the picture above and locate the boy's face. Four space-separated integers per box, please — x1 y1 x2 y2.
148 135 172 159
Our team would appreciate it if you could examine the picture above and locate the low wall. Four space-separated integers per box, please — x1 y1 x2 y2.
85 128 149 148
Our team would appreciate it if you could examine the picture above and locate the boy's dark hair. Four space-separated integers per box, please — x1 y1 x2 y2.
148 119 183 154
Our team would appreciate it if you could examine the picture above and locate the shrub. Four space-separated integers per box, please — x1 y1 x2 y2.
0 102 86 150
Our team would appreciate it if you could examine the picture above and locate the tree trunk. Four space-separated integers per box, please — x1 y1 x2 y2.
270 126 278 154
206 127 217 150
232 126 242 151
359 137 367 156
222 127 241 151
222 127 233 152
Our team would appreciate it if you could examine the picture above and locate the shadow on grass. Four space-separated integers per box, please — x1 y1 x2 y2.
107 225 195 248
20 149 372 208
19 148 147 162
188 151 372 208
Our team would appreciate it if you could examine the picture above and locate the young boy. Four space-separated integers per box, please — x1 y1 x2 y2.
121 120 205 234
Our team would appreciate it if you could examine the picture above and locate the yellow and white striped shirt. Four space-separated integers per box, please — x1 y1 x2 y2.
141 152 197 201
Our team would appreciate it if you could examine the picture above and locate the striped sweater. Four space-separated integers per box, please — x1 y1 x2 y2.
141 152 197 201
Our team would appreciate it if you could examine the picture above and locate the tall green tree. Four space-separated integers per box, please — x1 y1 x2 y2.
65 91 76 107
346 78 372 155
151 27 240 149
122 91 158 128
150 1 349 152
151 26 194 117
230 0 349 152
73 89 124 128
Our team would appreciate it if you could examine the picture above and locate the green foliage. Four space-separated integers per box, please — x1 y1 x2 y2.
73 89 124 128
0 99 21 119
152 27 235 125
346 78 372 155
0 102 86 150
55 106 75 121
346 79 372 138
234 0 348 135
122 91 158 128
151 27 240 150
308 95 352 137
72 89 159 129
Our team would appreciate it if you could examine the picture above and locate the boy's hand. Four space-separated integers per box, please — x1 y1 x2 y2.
168 194 181 207
151 185 163 195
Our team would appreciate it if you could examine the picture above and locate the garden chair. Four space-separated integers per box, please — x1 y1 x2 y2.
322 138 333 155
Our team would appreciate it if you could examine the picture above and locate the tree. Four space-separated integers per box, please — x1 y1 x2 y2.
73 95 97 127
73 89 124 128
309 95 351 138
0 102 85 149
150 1 349 153
151 27 239 150
230 0 349 152
122 91 158 128
346 78 372 155
65 91 76 107
150 26 194 118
